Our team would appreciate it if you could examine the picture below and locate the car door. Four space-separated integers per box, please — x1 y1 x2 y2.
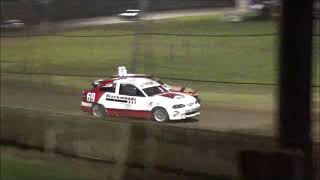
117 83 151 118
98 83 121 114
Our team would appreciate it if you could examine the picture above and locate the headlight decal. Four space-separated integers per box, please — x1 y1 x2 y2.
173 104 185 109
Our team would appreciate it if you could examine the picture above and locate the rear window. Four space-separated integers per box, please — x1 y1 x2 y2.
100 84 116 93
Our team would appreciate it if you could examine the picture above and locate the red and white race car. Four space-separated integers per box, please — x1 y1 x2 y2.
111 73 200 102
81 67 200 122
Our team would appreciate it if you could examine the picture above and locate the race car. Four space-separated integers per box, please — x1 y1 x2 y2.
118 9 142 20
81 67 200 122
0 19 25 31
111 73 200 102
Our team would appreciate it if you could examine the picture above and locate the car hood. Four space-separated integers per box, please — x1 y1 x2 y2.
153 92 196 104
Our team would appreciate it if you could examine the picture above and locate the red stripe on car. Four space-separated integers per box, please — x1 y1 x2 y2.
92 79 114 103
100 79 114 87
160 92 178 99
107 109 152 119
81 106 91 113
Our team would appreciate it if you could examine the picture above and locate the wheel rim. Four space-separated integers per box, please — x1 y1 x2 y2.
154 109 167 122
93 105 105 118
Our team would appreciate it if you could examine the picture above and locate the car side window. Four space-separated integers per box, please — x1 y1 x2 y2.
100 86 116 93
119 84 145 97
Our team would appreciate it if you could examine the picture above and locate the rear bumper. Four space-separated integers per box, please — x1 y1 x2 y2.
81 102 92 113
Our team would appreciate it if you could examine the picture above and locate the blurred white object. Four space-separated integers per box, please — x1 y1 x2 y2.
118 66 127 77
0 19 25 30
249 4 265 10
224 14 244 22
118 9 141 20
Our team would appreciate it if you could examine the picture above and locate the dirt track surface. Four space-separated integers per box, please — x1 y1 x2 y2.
1 80 319 141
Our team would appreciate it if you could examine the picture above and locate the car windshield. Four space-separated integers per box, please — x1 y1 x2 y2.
143 86 168 96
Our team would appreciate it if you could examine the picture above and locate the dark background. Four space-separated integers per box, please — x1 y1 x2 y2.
1 0 234 23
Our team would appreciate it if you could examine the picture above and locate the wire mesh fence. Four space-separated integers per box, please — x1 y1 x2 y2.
1 9 319 93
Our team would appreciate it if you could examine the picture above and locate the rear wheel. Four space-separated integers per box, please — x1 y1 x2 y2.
152 108 169 122
92 104 106 118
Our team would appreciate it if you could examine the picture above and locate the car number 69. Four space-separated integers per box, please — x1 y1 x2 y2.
86 93 96 102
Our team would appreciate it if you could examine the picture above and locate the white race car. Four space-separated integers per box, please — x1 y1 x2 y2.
81 67 200 122
0 19 25 30
118 9 142 20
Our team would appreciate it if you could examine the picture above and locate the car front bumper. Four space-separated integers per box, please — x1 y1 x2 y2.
168 104 200 120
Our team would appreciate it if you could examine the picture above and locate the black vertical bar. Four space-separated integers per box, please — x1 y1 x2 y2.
279 0 314 179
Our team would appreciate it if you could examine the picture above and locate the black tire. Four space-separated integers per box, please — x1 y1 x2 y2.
92 104 106 119
152 107 169 122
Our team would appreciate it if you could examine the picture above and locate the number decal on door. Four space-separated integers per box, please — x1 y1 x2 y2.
86 93 96 102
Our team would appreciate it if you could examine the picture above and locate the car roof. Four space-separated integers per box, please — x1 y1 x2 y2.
126 9 141 12
112 73 152 78
114 77 161 89
119 13 138 16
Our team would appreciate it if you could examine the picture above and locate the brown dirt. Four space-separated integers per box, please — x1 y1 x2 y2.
1 80 319 141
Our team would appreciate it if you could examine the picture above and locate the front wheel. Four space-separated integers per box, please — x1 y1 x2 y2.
152 108 169 122
92 104 106 118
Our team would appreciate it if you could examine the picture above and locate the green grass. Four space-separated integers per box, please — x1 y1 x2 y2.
0 148 231 180
1 15 319 109
1 153 101 180
0 17 280 83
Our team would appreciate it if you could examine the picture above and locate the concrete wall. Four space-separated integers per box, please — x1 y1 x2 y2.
1 106 280 179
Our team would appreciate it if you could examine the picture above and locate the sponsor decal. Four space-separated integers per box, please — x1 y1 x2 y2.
106 94 137 104
143 81 155 86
